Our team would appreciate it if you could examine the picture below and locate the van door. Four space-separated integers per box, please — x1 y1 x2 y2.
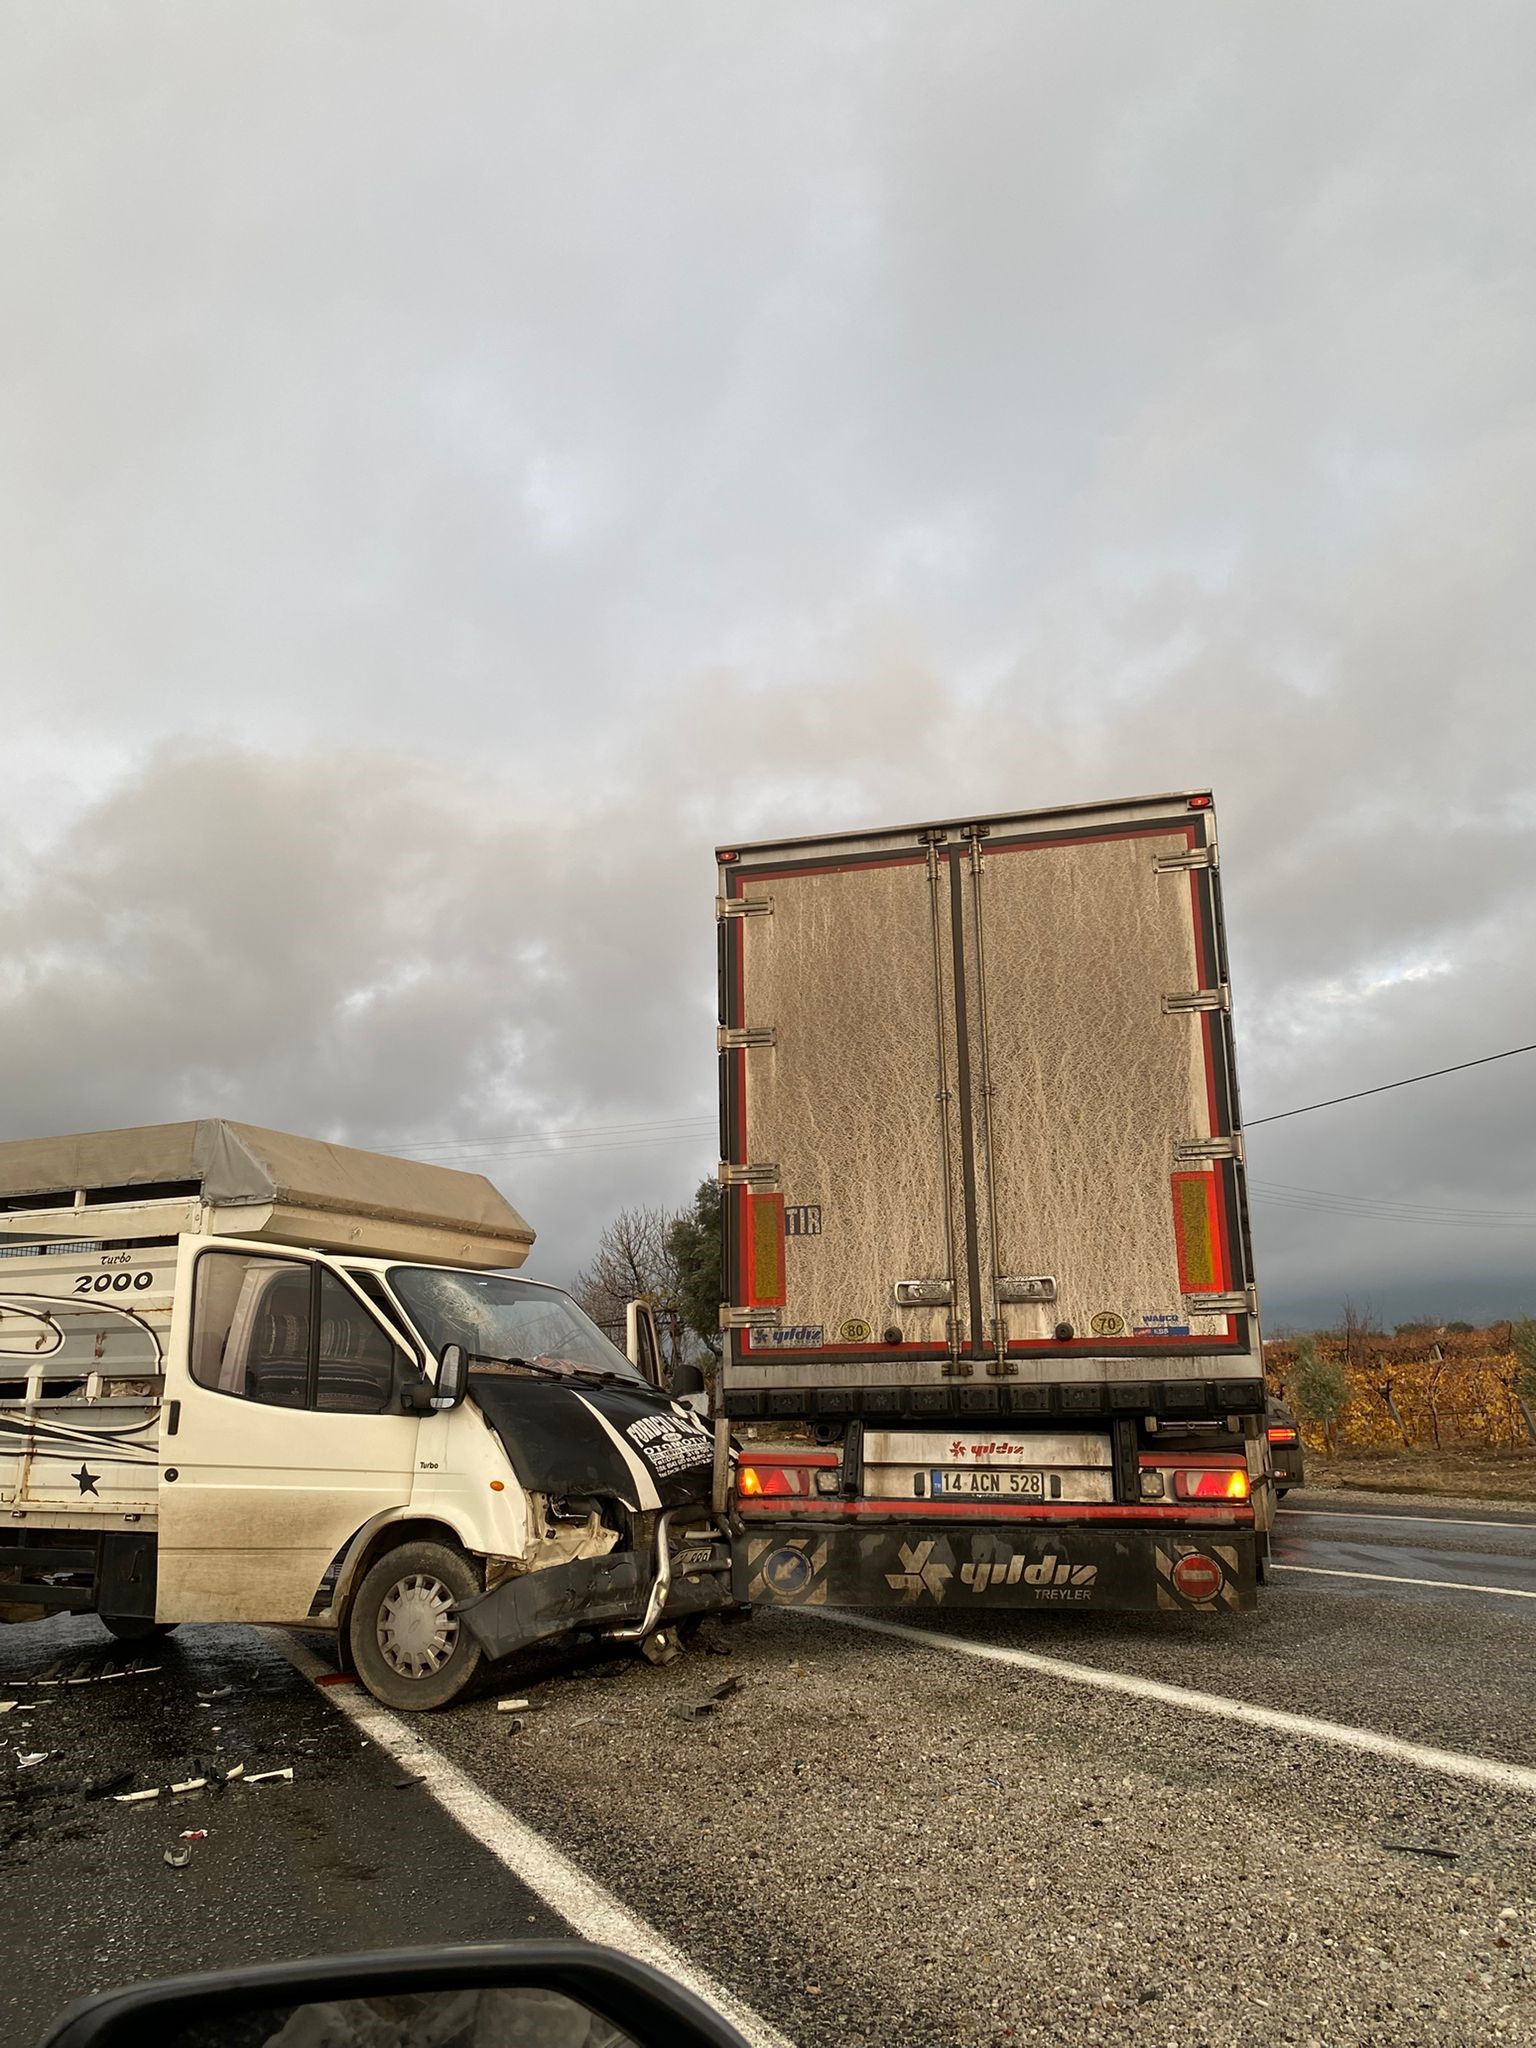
625 1299 664 1388
156 1239 424 1625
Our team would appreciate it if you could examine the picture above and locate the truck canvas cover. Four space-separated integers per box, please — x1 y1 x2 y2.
0 1121 535 1269
717 791 1261 1423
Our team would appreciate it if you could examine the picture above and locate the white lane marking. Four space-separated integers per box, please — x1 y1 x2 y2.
799 1610 1536 1796
1281 1507 1536 1533
273 1635 793 2048
1271 1561 1536 1600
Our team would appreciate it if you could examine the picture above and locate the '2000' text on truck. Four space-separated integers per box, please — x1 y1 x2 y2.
715 789 1270 1615
0 1121 742 1708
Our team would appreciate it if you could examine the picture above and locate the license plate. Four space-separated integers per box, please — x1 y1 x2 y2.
931 1468 1049 1499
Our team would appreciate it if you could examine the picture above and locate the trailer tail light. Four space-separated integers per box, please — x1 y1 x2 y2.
1187 792 1213 809
1173 1467 1249 1501
737 1462 800 1498
1266 1425 1298 1444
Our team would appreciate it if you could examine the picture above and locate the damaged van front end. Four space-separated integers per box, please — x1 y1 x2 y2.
454 1369 745 1662
376 1263 746 1683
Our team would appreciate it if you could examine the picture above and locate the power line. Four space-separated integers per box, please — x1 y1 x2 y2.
373 1114 715 1159
1247 1042 1536 1128
1248 1177 1536 1225
1248 1186 1536 1233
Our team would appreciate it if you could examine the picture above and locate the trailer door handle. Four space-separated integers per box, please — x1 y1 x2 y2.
165 1399 180 1437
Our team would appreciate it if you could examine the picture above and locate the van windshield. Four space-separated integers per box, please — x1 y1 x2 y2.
388 1267 646 1385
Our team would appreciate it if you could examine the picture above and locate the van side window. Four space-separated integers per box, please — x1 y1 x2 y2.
191 1255 311 1407
315 1270 399 1414
191 1256 406 1414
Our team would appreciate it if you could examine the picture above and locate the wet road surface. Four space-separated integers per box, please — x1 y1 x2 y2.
3 1485 1534 2048
0 1618 558 2046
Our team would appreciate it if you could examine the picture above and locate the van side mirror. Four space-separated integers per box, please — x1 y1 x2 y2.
35 1942 753 2048
432 1342 468 1411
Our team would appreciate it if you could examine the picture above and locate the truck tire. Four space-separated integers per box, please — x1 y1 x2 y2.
348 1539 484 1712
100 1615 178 1643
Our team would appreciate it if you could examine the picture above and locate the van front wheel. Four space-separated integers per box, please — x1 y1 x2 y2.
348 1539 484 1712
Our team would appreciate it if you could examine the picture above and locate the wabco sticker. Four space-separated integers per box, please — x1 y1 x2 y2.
837 1318 873 1343
1089 1311 1126 1337
1136 1311 1191 1337
754 1324 823 1348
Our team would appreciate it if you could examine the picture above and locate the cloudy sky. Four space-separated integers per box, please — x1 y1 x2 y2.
2 2 1533 1327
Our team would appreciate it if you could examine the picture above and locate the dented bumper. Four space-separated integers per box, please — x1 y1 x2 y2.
457 1535 749 1662
741 1520 1257 1614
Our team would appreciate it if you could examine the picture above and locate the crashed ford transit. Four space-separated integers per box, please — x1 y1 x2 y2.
0 1121 745 1708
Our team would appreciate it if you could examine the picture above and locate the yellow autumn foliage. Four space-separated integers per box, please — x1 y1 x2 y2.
1264 1328 1533 1454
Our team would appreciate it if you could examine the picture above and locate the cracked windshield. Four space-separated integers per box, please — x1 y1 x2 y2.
390 1269 644 1381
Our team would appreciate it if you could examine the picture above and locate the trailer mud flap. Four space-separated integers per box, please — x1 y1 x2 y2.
745 1526 1256 1613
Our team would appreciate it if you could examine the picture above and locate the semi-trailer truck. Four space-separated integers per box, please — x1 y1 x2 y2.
714 789 1270 1615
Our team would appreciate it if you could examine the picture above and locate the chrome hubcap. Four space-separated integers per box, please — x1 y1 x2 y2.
377 1572 459 1678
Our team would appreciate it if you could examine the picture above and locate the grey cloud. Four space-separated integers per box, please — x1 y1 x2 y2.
1 3 1533 1317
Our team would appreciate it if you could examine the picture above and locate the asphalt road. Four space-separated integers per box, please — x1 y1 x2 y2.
5 1486 1535 2048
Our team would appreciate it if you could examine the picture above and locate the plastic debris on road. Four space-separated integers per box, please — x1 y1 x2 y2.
496 1698 531 1713
163 1844 193 1869
669 1673 747 1721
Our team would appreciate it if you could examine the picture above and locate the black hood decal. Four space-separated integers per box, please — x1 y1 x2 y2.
467 1371 713 1510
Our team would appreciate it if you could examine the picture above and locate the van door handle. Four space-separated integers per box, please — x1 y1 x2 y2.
166 1399 180 1437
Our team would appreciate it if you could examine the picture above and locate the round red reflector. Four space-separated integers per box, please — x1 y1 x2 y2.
1171 1553 1223 1602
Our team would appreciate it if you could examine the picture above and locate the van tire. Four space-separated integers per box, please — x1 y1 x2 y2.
348 1539 484 1712
101 1615 178 1643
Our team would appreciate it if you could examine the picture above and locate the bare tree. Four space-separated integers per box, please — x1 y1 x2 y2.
569 1205 691 1379
1424 1342 1449 1450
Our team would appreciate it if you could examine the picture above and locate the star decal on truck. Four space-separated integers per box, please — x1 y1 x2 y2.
72 1465 100 1496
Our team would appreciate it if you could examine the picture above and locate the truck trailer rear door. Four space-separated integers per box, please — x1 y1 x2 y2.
718 793 1254 1402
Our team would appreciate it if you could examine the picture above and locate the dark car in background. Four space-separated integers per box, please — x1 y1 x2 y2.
1266 1396 1306 1495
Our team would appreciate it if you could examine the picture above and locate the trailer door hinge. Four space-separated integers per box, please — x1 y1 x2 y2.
716 895 772 919
1174 1134 1245 1164
1153 844 1219 872
720 1305 783 1332
717 1161 781 1189
717 1026 776 1051
1162 986 1231 1015
994 1274 1058 1304
1183 1287 1257 1318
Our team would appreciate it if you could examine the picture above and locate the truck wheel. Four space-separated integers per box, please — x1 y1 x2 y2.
100 1615 178 1642
348 1539 484 1712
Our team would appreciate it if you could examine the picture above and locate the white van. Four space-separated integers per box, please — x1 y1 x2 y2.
0 1121 742 1708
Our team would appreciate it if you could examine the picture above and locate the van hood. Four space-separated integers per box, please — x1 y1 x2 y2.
466 1370 714 1512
